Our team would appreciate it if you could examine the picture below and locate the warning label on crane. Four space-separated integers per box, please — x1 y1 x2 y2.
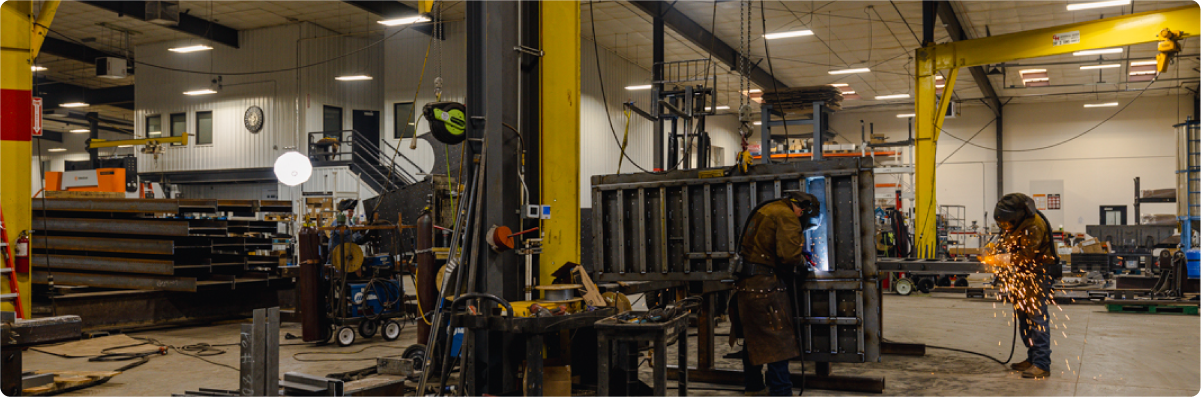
1053 31 1080 46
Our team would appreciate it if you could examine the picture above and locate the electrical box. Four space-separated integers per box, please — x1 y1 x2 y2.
145 1 180 25
96 57 128 79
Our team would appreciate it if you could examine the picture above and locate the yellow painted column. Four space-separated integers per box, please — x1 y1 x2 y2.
538 1 580 286
913 47 939 259
1 0 33 317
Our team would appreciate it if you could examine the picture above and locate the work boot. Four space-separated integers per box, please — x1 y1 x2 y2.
1010 361 1033 372
1021 366 1050 379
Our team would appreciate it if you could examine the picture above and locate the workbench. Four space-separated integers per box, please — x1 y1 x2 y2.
596 310 690 396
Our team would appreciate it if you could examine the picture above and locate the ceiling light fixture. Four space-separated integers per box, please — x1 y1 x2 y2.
169 44 213 53
625 85 652 90
896 113 915 118
828 68 870 75
47 148 67 152
274 151 313 186
1023 78 1050 83
1019 69 1047 75
875 94 910 100
829 83 849 87
183 89 217 96
1080 64 1121 70
705 106 730 111
1073 48 1122 56
753 121 762 126
31 66 47 72
1083 102 1118 108
935 75 944 81
378 16 431 26
1129 60 1158 67
841 91 856 95
764 30 813 40
118 145 133 148
1129 70 1158 76
1066 0 1130 11
69 129 89 133
59 102 89 108
335 75 373 81
936 84 945 89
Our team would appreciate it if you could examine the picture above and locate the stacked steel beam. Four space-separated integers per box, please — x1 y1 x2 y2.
30 198 293 292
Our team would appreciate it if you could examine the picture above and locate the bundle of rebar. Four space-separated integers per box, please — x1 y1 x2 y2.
760 85 844 113
30 198 293 292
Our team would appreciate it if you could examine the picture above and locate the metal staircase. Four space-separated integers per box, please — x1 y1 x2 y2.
307 129 425 194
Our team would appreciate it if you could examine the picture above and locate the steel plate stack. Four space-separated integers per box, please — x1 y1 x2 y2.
760 85 844 113
30 198 294 292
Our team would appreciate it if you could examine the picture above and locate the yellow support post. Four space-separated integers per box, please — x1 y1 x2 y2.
30 1 59 59
1 1 34 317
538 1 580 286
913 47 939 259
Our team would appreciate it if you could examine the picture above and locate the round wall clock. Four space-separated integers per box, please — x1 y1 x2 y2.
244 105 264 133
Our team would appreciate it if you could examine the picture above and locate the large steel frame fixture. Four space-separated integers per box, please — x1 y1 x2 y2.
591 157 880 363
912 5 1199 257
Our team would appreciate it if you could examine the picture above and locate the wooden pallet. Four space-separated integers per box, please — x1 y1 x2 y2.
1106 303 1199 315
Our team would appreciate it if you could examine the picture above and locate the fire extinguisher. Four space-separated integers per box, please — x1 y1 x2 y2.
14 231 29 274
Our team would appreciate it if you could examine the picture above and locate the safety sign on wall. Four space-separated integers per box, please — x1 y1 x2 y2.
32 97 42 137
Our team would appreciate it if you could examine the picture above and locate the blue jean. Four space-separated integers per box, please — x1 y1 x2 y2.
1015 280 1052 371
743 352 793 396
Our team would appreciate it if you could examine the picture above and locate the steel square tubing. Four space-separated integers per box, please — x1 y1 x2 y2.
659 187 668 273
617 192 626 274
32 198 181 213
594 170 856 191
32 236 175 255
34 218 190 236
681 186 690 274
703 185 712 273
638 188 647 274
32 255 174 275
726 183 735 262
32 271 196 292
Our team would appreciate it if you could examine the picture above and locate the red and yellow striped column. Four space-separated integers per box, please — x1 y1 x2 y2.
2 1 35 318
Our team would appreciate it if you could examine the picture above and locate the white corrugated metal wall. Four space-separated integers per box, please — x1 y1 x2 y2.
134 23 382 174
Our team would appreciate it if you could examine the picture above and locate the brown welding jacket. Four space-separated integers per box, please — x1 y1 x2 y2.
735 199 806 366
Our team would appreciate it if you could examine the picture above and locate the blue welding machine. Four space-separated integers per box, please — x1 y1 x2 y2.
346 279 403 318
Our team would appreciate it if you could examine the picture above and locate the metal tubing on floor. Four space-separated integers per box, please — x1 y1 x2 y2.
666 366 885 394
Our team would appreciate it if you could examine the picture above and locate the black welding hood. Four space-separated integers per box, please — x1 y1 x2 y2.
785 191 822 231
993 193 1037 232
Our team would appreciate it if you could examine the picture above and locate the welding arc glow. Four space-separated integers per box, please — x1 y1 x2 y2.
804 176 829 271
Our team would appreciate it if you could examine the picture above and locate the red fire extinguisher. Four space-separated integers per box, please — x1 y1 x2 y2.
15 231 29 274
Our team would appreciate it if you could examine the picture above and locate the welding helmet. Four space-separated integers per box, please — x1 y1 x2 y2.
785 191 821 231
993 193 1036 232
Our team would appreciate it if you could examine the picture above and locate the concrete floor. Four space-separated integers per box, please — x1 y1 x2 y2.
21 293 1200 396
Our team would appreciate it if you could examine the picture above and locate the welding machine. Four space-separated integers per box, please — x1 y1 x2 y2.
346 278 404 318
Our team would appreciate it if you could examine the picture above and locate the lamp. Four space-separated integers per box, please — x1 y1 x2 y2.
274 151 313 186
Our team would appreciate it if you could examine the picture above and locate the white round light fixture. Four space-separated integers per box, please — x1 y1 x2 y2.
274 151 312 186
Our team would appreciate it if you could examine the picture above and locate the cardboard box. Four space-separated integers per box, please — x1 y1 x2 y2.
543 366 571 397
1076 237 1106 254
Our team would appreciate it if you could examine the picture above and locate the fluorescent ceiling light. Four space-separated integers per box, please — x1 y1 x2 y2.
896 113 915 118
69 129 89 133
335 75 373 81
1023 78 1050 83
753 121 762 126
59 102 89 108
1130 60 1157 66
625 85 652 90
1066 0 1130 11
1129 70 1157 76
31 66 47 72
47 148 67 152
1080 64 1120 70
183 89 217 96
934 75 944 81
841 91 856 95
936 84 945 89
764 30 813 40
378 15 430 26
1019 69 1046 75
117 145 133 148
1073 48 1122 56
705 106 730 111
829 83 849 87
1084 102 1118 108
749 89 761 93
828 68 870 75
875 94 910 100
169 44 213 53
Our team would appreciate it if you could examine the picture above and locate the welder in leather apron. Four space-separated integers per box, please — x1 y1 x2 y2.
732 191 820 396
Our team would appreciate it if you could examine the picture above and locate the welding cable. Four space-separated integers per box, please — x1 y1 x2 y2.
292 344 410 362
882 317 1018 367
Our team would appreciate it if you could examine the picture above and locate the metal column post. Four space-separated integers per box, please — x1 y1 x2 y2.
652 5 665 171
87 111 99 166
539 0 579 287
914 48 939 258
812 101 823 161
996 104 1004 201
759 105 772 164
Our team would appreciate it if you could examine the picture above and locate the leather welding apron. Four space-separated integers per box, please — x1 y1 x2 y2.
735 272 802 366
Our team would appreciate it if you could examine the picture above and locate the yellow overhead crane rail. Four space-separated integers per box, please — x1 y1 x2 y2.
87 134 188 149
912 5 1198 258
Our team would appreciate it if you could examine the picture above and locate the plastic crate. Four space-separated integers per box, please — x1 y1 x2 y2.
1187 249 1200 279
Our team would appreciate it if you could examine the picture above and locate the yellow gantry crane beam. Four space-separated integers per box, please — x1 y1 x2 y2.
88 134 189 149
913 5 1199 258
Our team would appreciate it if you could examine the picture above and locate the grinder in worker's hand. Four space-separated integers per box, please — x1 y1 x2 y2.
423 101 467 144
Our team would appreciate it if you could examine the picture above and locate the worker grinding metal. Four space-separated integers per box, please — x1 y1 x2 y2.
730 191 821 396
990 193 1062 379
